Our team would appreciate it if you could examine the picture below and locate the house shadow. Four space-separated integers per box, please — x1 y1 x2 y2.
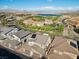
0 45 32 59
77 41 79 59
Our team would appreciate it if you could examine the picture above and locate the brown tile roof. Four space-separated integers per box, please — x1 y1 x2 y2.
32 52 40 59
27 33 50 46
25 50 30 56
15 43 31 54
47 53 72 59
23 19 34 25
48 36 78 55
31 45 45 55
35 35 49 45
69 17 79 26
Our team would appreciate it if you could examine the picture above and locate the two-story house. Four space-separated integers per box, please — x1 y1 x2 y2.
27 33 52 57
0 26 18 39
12 30 31 43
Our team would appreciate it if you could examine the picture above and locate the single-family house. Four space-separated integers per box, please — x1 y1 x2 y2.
6 16 16 27
6 16 15 21
16 16 22 20
44 19 53 25
0 26 18 39
23 19 45 26
23 19 34 25
27 33 52 57
69 17 79 27
46 36 79 59
12 30 31 43
33 21 44 26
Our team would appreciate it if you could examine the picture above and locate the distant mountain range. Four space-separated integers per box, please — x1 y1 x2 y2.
0 9 29 14
60 10 79 15
0 9 79 15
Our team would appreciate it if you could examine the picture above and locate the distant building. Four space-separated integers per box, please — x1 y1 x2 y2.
44 19 53 25
23 19 34 25
6 16 16 27
71 17 79 28
16 16 22 20
33 21 44 26
23 18 53 26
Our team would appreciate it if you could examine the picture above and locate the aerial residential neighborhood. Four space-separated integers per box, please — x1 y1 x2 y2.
0 11 79 59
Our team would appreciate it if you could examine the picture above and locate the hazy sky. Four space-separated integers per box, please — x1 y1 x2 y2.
0 0 79 11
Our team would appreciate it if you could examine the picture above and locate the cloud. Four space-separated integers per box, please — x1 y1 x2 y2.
28 6 79 11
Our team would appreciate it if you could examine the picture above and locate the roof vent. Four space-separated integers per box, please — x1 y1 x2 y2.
31 34 36 38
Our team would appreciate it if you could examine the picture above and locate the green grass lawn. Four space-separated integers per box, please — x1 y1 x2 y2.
16 19 64 36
